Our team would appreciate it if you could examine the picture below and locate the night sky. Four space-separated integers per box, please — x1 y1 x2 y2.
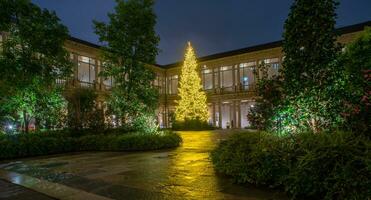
31 0 371 65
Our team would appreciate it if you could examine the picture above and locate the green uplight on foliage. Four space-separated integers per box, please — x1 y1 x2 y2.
132 113 159 135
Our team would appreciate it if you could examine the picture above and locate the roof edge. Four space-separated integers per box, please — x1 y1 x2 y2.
160 20 371 69
66 20 371 69
68 36 102 49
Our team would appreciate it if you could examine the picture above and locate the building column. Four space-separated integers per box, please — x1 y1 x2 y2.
212 102 216 127
236 63 240 92
73 54 79 86
231 101 236 128
232 65 236 92
211 68 215 92
237 100 241 128
218 100 222 128
94 58 99 90
218 67 221 93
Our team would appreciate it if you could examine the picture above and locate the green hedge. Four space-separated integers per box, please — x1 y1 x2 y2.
0 131 182 160
172 119 214 131
211 131 371 200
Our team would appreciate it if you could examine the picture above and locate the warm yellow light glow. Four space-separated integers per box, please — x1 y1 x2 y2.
175 42 209 122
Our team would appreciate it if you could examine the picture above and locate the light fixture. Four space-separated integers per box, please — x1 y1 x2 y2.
7 124 13 130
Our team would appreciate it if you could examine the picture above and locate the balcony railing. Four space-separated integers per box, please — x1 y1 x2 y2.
239 84 256 92
220 86 234 93
57 78 257 97
55 78 114 92
56 78 67 87
159 84 257 97
78 81 94 88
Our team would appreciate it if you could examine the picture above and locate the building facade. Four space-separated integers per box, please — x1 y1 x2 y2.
156 21 370 129
33 21 370 129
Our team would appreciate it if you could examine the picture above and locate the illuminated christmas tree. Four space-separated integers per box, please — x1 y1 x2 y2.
175 42 209 122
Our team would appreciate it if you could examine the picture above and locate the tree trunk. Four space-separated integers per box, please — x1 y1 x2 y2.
23 110 29 133
35 117 40 132
310 118 320 134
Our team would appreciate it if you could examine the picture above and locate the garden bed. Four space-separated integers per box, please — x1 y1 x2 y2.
211 131 371 200
0 130 182 160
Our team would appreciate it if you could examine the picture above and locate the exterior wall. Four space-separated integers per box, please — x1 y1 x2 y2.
61 27 366 129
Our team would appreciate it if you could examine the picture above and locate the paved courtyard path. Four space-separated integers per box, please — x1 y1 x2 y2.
0 179 56 200
0 131 287 200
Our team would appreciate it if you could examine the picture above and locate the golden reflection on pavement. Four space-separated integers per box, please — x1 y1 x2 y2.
164 131 222 199
0 130 287 200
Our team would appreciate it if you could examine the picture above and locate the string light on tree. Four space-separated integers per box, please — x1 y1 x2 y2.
175 42 209 122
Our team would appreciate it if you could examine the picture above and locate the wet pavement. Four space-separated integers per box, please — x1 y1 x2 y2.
0 179 56 200
0 131 287 200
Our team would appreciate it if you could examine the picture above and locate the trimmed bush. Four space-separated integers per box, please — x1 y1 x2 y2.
172 118 214 131
211 131 371 200
114 132 182 151
0 130 182 160
211 132 290 186
285 132 371 200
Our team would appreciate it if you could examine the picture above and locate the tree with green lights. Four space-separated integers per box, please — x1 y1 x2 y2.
94 0 160 131
175 42 209 124
247 61 284 132
0 0 72 132
281 0 346 133
340 27 371 133
3 82 67 131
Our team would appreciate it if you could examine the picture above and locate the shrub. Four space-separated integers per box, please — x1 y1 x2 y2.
0 130 182 160
132 113 159 134
172 118 214 131
211 132 289 186
211 131 371 199
0 133 76 159
285 132 371 200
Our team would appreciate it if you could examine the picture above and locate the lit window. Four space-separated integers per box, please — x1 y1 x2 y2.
202 68 213 90
220 66 233 91
214 68 219 88
221 66 232 71
78 55 96 84
262 58 279 64
240 61 255 68
203 69 212 74
266 58 280 78
79 56 90 63
167 75 178 94
154 74 164 94
240 62 255 90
